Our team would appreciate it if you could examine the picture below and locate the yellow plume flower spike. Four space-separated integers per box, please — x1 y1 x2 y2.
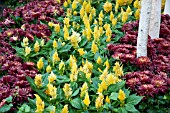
35 94 44 113
118 89 126 101
104 59 110 69
106 74 118 85
67 0 71 4
99 67 108 81
48 22 54 27
105 95 111 104
53 39 58 48
91 41 98 54
61 105 68 113
63 83 72 99
59 61 65 71
23 37 29 47
34 74 42 88
115 3 119 13
63 1 68 7
54 24 60 33
48 71 56 83
46 65 52 73
113 62 124 77
103 1 112 13
96 56 102 65
95 93 104 109
78 48 85 56
52 51 60 63
135 9 140 20
97 84 103 93
99 10 104 18
85 3 91 13
80 7 85 18
134 0 139 8
122 12 129 23
80 82 88 98
110 11 114 21
72 1 77 10
91 7 96 17
34 41 40 52
99 26 103 35
101 80 108 91
25 46 31 56
83 1 87 8
126 6 132 13
37 57 44 70
106 36 111 42
83 92 90 107
40 39 45 46
112 18 117 26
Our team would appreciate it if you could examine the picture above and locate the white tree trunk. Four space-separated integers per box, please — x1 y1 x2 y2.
149 0 162 39
137 0 152 57
164 0 170 15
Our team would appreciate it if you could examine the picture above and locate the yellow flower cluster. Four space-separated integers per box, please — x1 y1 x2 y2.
35 94 44 113
63 83 72 99
116 0 133 6
103 1 112 13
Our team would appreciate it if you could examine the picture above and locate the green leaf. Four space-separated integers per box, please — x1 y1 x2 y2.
0 104 13 112
70 98 82 109
108 81 125 92
118 107 127 113
72 88 80 97
58 44 72 53
126 94 143 105
5 96 12 103
109 92 118 100
125 104 139 112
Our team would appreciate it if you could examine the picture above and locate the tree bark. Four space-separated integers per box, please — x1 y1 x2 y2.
149 0 162 39
137 0 152 57
164 0 170 15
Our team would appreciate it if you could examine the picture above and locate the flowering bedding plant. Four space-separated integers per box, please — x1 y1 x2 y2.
0 0 169 113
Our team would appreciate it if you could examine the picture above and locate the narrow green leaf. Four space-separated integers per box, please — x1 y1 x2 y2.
70 98 82 109
125 104 139 112
72 88 80 97
109 92 118 100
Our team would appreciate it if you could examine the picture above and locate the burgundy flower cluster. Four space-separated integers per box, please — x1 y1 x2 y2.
0 28 37 110
1 23 51 43
124 71 170 97
0 0 63 28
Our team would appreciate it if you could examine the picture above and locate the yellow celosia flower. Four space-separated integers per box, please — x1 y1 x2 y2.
110 11 114 21
48 22 54 27
103 1 112 13
78 48 85 56
66 8 72 17
101 80 108 91
91 41 98 54
53 39 57 48
113 62 124 77
106 27 112 37
99 11 104 18
83 0 87 8
48 71 56 83
93 19 98 25
64 26 69 40
122 12 129 23
134 0 139 8
63 1 68 7
89 13 93 23
34 41 40 52
118 89 126 101
63 83 72 99
54 24 60 33
105 96 110 104
99 27 103 35
45 83 57 99
70 62 78 82
91 7 96 16
126 6 132 13
96 56 102 65
69 55 77 67
112 18 117 26
25 46 31 56
34 74 42 88
104 24 110 30
83 92 90 107
67 0 71 4
95 93 104 109
59 61 65 71
86 27 92 41
72 1 77 10
52 51 60 63
80 82 88 98
135 9 140 20
23 37 29 47
64 18 70 27
97 84 103 93
46 65 52 73
40 39 45 46
106 74 118 85
35 94 44 113
93 26 100 42
99 67 108 81
85 3 91 13
73 11 78 16
37 57 44 70
106 36 111 42
104 59 110 69
117 0 132 6
61 105 68 113
80 7 85 18
115 3 119 13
